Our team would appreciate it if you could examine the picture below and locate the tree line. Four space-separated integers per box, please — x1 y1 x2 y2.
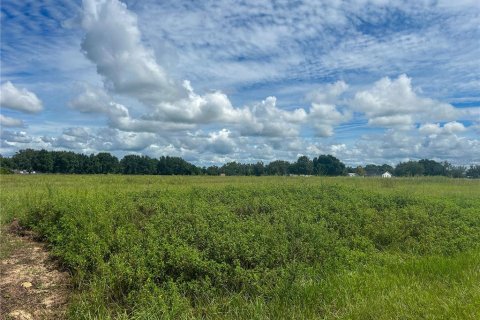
0 149 478 178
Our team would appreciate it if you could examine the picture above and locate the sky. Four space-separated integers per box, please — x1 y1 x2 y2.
1 0 479 166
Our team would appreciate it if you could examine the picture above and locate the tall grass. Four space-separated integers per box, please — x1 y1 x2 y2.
1 175 479 319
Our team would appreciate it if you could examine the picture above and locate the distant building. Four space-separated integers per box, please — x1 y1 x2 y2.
348 173 357 177
382 171 392 178
220 173 226 177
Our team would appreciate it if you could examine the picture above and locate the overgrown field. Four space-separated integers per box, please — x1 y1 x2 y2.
1 175 480 319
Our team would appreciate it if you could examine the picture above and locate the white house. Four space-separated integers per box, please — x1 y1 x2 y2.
382 171 392 178
348 173 357 177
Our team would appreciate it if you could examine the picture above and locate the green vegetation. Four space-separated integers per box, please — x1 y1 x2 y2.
3 148 480 178
1 175 479 319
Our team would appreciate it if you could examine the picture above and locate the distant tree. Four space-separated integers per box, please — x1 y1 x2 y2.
466 165 480 178
346 166 355 173
419 159 446 176
379 164 394 174
364 164 380 176
266 160 290 175
33 149 53 173
0 155 13 174
206 165 220 175
52 151 79 174
0 155 14 170
121 155 141 174
449 166 466 178
294 156 313 175
442 162 466 178
364 164 393 176
355 166 366 176
313 155 345 176
95 152 119 174
5 148 478 178
157 156 196 175
12 149 36 172
221 162 243 176
253 162 265 176
395 161 424 177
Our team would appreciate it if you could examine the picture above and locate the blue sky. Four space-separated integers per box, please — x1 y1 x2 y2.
1 0 479 165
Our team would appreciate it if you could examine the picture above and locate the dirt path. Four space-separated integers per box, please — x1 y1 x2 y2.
0 230 70 320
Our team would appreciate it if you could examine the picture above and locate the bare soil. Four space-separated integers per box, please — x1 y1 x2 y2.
0 227 70 320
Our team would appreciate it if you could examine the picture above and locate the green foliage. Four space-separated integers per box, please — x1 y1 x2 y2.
395 160 425 176
4 149 478 179
1 176 479 319
467 165 480 178
313 154 346 176
364 163 394 176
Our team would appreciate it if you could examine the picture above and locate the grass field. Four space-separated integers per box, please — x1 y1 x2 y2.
1 175 479 319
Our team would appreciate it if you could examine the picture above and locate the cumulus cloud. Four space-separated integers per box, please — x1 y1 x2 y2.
419 121 467 136
69 85 129 118
306 81 351 137
352 74 479 127
11 0 473 165
350 121 480 164
50 127 160 152
306 81 348 105
0 82 43 113
142 80 248 124
79 0 255 129
81 0 183 103
0 114 24 128
75 0 358 140
1 130 32 143
205 129 236 155
239 96 307 137
309 103 351 137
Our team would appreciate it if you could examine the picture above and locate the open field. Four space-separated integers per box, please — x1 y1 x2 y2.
1 175 480 319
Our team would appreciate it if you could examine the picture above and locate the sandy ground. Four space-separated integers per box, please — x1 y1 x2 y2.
0 228 70 320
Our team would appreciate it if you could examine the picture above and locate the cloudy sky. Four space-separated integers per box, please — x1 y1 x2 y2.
1 0 479 165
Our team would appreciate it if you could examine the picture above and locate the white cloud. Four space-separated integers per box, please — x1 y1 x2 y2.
309 103 351 137
0 81 43 113
419 121 467 136
3 0 479 166
306 81 348 104
1 130 32 143
239 96 307 137
78 0 255 129
443 121 467 134
306 82 351 137
350 121 480 165
143 81 247 124
69 84 129 118
205 129 236 155
0 114 24 127
81 0 183 103
51 126 160 152
352 74 479 127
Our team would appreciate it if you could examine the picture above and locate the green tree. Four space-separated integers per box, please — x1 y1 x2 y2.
395 161 424 177
95 152 119 174
266 160 290 175
419 159 446 176
33 149 53 173
12 149 36 172
355 166 366 176
466 165 480 178
294 156 313 175
313 155 345 176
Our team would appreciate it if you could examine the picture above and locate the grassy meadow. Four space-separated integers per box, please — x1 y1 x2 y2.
1 175 479 319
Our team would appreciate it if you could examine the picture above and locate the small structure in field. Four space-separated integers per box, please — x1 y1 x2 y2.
220 173 226 177
348 173 357 177
382 171 392 178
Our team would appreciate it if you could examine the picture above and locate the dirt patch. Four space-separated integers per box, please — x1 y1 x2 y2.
1 228 71 319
